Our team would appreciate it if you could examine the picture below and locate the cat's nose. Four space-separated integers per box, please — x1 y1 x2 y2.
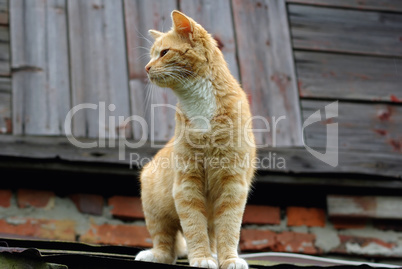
145 64 151 73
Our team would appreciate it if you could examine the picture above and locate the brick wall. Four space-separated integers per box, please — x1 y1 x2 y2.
0 189 402 265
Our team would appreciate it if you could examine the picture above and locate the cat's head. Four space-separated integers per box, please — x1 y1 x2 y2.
145 10 218 89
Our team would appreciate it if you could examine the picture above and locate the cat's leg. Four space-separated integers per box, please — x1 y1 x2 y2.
173 172 218 268
136 154 181 264
135 213 181 264
213 174 249 269
207 200 217 259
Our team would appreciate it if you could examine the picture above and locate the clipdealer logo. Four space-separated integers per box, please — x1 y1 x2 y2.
63 101 339 168
302 101 338 167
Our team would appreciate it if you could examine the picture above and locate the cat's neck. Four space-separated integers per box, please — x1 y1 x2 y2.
174 77 217 130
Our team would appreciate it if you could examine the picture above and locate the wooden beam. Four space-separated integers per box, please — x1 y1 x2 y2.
0 135 401 178
327 195 402 219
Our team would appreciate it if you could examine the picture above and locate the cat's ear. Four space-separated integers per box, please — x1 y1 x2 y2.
149 29 163 40
171 10 193 38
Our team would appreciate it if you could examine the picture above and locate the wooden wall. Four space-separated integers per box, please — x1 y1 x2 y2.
1 0 401 176
7 0 302 147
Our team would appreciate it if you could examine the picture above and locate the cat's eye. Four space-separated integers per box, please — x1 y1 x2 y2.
160 49 169 57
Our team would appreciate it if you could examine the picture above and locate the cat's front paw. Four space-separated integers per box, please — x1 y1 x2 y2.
135 250 158 263
220 258 248 269
190 257 218 268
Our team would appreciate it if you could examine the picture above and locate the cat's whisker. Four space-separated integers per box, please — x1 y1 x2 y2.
144 81 155 117
135 27 153 46
137 53 152 62
133 45 151 52
165 72 189 86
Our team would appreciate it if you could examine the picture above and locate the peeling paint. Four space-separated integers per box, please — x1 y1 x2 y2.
311 227 340 252
271 73 290 93
377 107 392 121
373 129 387 136
388 139 402 152
252 239 269 246
390 95 402 103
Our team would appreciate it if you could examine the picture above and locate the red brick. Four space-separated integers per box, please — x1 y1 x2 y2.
108 196 144 220
275 231 319 255
243 205 281 225
240 229 276 251
331 217 367 230
0 218 75 241
332 235 398 257
80 223 152 247
70 193 104 216
287 207 326 227
0 189 12 208
17 189 55 209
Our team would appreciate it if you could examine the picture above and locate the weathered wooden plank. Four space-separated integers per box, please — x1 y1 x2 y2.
1 146 402 190
0 77 11 133
0 0 8 25
10 0 70 135
124 0 178 142
46 0 71 136
286 0 402 13
302 100 402 154
68 0 131 139
232 0 303 147
1 134 401 178
180 0 240 81
295 51 402 102
0 25 10 76
327 195 402 220
288 4 402 57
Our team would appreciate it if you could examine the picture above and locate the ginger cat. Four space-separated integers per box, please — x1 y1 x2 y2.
135 10 256 269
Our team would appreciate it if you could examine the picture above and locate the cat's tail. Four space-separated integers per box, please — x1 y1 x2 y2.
175 231 187 258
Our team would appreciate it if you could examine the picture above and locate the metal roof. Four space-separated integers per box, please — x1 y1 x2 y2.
0 237 400 269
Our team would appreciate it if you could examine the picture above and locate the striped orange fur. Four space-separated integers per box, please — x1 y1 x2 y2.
135 10 256 269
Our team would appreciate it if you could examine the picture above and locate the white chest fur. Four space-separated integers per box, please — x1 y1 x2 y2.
175 78 217 130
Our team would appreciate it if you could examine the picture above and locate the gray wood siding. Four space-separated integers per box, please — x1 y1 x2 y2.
1 0 401 177
124 0 178 142
10 0 70 135
289 4 402 57
287 0 402 13
287 1 402 155
180 0 240 81
68 0 131 139
232 0 302 147
302 100 402 153
0 0 9 134
0 77 11 134
295 51 402 102
7 0 302 146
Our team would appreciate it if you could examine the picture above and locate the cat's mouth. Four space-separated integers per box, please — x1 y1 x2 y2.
148 73 173 87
